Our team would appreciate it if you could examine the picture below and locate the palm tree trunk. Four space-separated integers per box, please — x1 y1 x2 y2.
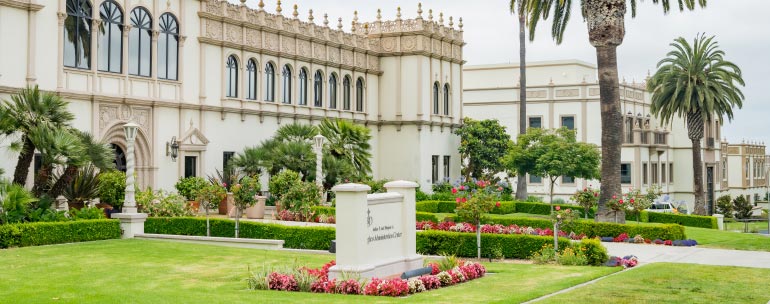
594 45 624 223
688 112 707 215
515 9 528 201
32 164 52 197
49 165 79 199
12 137 34 186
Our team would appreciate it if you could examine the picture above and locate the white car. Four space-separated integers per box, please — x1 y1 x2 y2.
646 202 679 214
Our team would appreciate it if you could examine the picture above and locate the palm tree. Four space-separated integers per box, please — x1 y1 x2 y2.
510 0 532 200
274 123 318 143
648 34 744 215
0 86 74 186
26 126 83 197
48 130 115 199
528 0 706 222
318 118 372 178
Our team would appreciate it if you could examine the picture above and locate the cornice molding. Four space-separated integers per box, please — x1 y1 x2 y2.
0 0 44 11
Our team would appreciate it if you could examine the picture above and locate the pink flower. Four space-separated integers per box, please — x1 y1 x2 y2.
495 202 501 208
497 187 503 191
630 199 635 203
461 197 467 203
594 193 599 197
222 183 228 187
451 188 458 194
555 206 561 211
456 197 462 203
612 195 617 199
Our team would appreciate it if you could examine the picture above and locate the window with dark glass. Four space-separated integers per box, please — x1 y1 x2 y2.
643 163 648 185
282 65 292 104
64 0 92 69
158 13 179 80
223 151 235 172
432 82 440 115
652 163 659 184
314 70 323 107
265 62 275 101
225 55 238 98
661 163 667 183
98 1 122 73
529 174 542 183
298 68 308 105
562 176 574 184
561 116 575 130
621 163 632 184
184 156 197 178
431 155 439 184
343 75 351 110
670 163 674 183
443 155 450 179
129 7 152 77
528 117 542 129
443 84 450 115
246 59 257 100
356 77 364 112
329 73 338 109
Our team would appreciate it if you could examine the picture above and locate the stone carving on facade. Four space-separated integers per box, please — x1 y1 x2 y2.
442 42 451 57
382 37 396 52
281 36 295 54
225 23 243 44
329 48 339 63
402 36 416 51
298 40 310 57
555 89 580 97
368 56 379 70
341 50 353 66
355 53 365 68
313 43 326 60
205 0 222 15
433 39 441 53
264 14 277 28
98 104 151 135
245 28 261 48
526 90 547 98
206 20 223 40
368 39 381 52
421 37 430 51
265 33 279 51
225 4 241 20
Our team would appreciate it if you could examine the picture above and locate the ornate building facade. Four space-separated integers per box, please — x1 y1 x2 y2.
0 0 465 191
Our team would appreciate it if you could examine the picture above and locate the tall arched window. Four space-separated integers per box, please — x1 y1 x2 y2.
432 82 440 115
64 0 92 69
329 73 338 109
443 84 450 115
313 70 323 107
129 7 152 77
356 77 365 112
246 59 257 100
343 76 351 110
265 62 275 101
298 68 308 105
225 55 238 98
98 1 122 73
158 13 179 80
282 64 292 104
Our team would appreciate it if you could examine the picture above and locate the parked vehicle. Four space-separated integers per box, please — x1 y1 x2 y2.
646 202 679 214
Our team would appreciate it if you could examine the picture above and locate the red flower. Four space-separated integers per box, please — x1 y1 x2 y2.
612 195 617 199
495 202 501 208
555 206 561 211
456 197 462 203
222 183 228 187
630 199 635 203
461 197 467 203
594 193 599 197
451 188 458 194
497 187 503 191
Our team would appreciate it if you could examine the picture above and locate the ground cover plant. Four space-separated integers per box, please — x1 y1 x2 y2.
0 239 620 303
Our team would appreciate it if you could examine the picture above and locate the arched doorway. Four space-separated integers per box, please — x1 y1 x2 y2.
101 123 154 189
112 144 127 172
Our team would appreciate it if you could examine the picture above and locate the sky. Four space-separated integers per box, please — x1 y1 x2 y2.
233 0 769 145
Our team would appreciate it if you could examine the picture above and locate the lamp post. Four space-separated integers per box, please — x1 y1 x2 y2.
123 122 139 213
313 134 326 205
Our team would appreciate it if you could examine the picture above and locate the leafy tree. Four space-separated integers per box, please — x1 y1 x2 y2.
196 183 226 237
455 118 512 180
716 195 733 218
318 118 372 178
231 176 261 238
454 181 500 259
733 195 752 220
649 34 744 215
528 0 707 222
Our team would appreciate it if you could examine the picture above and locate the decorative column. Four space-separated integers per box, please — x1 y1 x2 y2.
313 134 326 204
112 122 147 238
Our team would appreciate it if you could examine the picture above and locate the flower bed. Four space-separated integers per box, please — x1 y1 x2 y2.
605 255 639 268
248 260 487 297
598 233 698 247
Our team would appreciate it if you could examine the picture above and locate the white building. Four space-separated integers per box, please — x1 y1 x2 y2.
0 0 465 192
719 141 769 204
463 60 727 213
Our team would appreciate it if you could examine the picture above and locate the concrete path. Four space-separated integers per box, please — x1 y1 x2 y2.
603 242 770 269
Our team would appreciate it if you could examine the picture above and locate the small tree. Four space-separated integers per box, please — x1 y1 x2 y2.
626 187 659 223
281 181 322 222
454 180 500 259
716 195 733 218
196 183 226 237
572 187 599 219
455 118 512 180
550 205 577 253
231 176 261 238
733 195 753 220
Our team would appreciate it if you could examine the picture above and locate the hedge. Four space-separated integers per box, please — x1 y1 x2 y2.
311 206 438 223
311 206 336 217
0 220 121 249
646 212 717 229
416 212 439 223
515 201 596 218
416 230 571 259
145 217 335 250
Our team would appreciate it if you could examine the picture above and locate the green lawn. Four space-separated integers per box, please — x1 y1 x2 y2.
685 226 770 252
0 239 619 303
539 263 770 304
724 220 770 233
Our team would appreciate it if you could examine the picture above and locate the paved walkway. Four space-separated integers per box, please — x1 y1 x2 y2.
603 242 770 269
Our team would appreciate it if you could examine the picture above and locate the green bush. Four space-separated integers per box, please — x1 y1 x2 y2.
716 195 733 218
268 170 301 202
416 230 571 259
415 201 439 213
310 206 437 223
281 181 322 221
311 206 336 217
98 171 126 209
490 201 516 214
68 207 105 220
416 212 439 223
572 238 609 266
136 189 194 217
145 217 335 250
646 212 717 229
0 220 120 248
174 176 208 201
430 192 455 201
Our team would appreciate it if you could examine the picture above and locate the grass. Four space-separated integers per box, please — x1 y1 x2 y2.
539 263 770 304
724 219 769 233
685 226 770 252
0 239 619 303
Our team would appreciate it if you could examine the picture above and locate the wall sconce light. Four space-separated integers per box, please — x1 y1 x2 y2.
166 136 179 162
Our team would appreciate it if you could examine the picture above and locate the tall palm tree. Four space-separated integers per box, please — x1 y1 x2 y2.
648 34 744 215
0 86 74 186
510 0 532 200
318 118 372 178
26 126 83 197
48 130 115 199
528 0 706 222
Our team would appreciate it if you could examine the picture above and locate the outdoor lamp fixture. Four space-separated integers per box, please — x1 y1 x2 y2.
313 134 326 205
166 136 179 162
314 134 326 151
123 122 139 142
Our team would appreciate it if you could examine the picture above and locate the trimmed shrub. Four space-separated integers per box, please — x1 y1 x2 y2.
311 206 437 223
311 206 336 217
0 220 121 248
415 201 440 213
646 212 717 229
489 201 516 214
572 238 609 266
437 201 457 213
416 230 571 259
416 212 439 223
98 171 126 209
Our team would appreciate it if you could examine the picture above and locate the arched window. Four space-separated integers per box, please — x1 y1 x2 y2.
129 7 152 77
158 13 179 80
432 82 440 115
298 68 308 105
98 1 122 73
329 73 338 109
443 84 450 115
282 64 292 104
313 70 323 107
225 55 238 98
64 0 92 69
265 62 275 101
343 76 351 110
356 77 364 112
246 59 257 100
